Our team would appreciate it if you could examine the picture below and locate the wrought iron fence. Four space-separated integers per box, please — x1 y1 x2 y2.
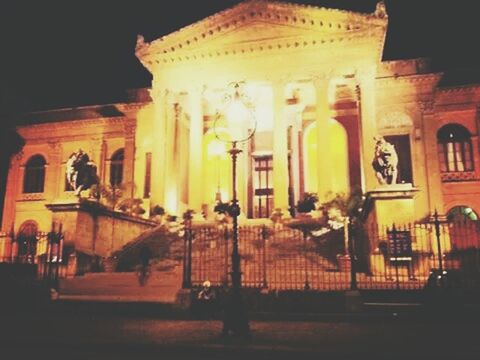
0 225 66 287
183 216 480 292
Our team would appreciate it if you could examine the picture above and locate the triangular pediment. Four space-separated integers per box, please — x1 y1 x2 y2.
138 0 387 59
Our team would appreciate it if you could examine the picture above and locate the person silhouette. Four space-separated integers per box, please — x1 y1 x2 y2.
138 246 152 286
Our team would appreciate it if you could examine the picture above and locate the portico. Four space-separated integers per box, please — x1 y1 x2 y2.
135 0 388 218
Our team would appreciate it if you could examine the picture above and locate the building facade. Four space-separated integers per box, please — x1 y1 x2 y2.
2 0 480 259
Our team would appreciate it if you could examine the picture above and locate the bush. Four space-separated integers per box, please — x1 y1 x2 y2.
214 201 231 215
296 192 318 213
151 205 165 216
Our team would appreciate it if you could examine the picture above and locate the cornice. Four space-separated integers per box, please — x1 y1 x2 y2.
434 102 477 112
376 73 443 88
17 117 128 144
117 103 150 112
17 116 125 132
438 84 480 94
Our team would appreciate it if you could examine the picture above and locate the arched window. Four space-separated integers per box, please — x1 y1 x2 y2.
23 155 46 193
437 124 474 172
447 206 478 222
110 149 124 186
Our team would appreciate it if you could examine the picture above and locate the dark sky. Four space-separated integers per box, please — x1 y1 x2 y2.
1 0 479 119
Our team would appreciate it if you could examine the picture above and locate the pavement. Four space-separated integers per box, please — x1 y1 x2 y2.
2 296 480 360
3 274 480 359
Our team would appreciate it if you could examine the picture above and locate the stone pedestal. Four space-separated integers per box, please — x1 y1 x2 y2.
365 184 419 228
365 184 419 276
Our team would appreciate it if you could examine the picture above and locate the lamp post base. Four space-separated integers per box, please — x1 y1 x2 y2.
221 288 250 339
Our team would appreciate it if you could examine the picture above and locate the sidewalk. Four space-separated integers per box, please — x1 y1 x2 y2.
1 309 480 360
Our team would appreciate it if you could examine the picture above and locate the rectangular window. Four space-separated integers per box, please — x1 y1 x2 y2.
143 152 152 199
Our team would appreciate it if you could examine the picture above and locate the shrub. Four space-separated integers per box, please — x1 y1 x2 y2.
296 192 318 213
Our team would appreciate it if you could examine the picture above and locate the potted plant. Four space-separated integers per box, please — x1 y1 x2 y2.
150 205 166 224
296 192 319 215
213 201 232 225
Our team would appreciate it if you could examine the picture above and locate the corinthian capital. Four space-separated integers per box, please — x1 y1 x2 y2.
355 67 377 84
419 100 435 114
312 71 333 88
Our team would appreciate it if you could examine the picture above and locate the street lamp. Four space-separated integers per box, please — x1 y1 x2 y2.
214 82 256 338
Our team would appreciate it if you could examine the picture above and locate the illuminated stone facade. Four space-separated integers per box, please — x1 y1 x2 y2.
2 0 480 258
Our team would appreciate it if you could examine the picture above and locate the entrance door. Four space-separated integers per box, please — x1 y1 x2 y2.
253 155 273 218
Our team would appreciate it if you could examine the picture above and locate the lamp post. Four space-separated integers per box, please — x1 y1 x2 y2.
214 83 255 338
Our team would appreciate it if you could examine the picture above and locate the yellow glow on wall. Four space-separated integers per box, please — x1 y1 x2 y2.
165 189 177 215
329 119 349 195
304 119 349 196
203 130 232 204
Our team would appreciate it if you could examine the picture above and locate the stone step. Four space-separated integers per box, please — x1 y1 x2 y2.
58 270 183 303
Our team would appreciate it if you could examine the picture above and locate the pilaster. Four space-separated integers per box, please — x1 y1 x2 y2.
123 118 137 199
1 153 22 231
356 68 378 193
46 142 62 199
420 100 444 213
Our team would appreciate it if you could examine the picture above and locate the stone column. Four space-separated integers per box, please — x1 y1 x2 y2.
356 69 378 193
313 76 333 202
272 81 290 214
163 92 178 215
290 111 302 207
421 101 444 213
123 118 137 199
188 87 204 212
149 88 168 209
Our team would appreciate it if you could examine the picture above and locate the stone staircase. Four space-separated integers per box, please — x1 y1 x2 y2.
58 266 182 303
58 222 186 303
113 224 184 272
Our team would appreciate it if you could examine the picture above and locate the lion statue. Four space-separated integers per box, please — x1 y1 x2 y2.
372 136 398 185
66 149 99 196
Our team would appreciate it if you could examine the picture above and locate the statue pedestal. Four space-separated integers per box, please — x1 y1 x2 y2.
365 184 419 228
364 184 419 276
45 198 156 276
